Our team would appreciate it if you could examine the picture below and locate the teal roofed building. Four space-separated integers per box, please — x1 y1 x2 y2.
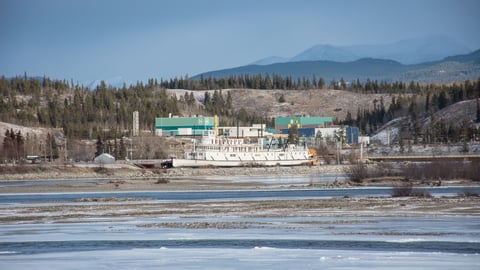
155 116 216 136
275 116 333 133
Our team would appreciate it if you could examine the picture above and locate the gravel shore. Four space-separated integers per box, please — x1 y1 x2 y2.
0 163 346 181
1 163 478 193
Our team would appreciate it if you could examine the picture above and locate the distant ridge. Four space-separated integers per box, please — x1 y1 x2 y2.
251 36 472 66
195 49 480 83
250 56 289 65
290 44 358 63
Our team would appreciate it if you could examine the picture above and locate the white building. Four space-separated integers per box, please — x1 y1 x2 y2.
218 124 273 138
315 127 344 143
94 153 115 164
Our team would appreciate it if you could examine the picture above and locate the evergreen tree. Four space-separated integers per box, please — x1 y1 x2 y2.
2 129 13 161
264 73 272 90
461 119 470 153
344 111 353 126
119 137 127 160
226 91 232 110
318 78 325 89
95 136 104 158
45 133 58 161
15 130 24 160
476 98 480 123
438 91 448 109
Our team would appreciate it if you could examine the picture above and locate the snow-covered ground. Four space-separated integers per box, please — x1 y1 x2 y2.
0 174 478 269
1 198 479 269
0 216 478 270
367 143 480 156
2 247 478 270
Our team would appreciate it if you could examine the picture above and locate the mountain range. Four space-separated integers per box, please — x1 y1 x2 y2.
251 36 472 65
81 36 478 87
195 37 480 83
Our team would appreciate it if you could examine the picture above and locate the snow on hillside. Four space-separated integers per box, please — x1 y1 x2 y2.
0 121 63 143
423 99 478 127
370 118 404 145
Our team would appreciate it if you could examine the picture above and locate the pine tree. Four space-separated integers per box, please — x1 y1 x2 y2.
45 133 58 161
287 122 299 144
226 91 232 110
318 78 325 89
476 98 480 123
95 136 104 158
15 130 24 160
461 119 470 153
344 111 353 126
264 73 272 90
2 129 13 161
119 137 127 160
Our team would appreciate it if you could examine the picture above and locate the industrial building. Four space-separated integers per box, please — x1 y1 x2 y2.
155 116 271 138
155 115 216 136
280 126 360 144
155 115 360 144
274 116 333 133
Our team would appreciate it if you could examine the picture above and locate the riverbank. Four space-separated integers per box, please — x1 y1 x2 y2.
1 195 479 225
0 163 346 181
1 163 478 193
0 165 349 193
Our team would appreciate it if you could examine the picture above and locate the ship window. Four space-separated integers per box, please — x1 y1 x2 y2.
279 153 284 156
230 154 236 157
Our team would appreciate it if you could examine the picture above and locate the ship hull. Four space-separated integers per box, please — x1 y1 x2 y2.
171 158 312 167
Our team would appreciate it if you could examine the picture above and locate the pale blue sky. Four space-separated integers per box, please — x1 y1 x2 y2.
1 0 479 85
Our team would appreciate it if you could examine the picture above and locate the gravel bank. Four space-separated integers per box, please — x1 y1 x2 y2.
0 164 346 181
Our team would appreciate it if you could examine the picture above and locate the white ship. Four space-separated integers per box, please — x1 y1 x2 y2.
171 130 316 167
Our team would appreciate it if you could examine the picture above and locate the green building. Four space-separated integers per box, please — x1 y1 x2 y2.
155 116 216 136
275 116 333 133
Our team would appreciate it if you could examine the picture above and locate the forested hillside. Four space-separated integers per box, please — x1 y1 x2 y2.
1 74 480 162
1 76 182 139
194 49 480 83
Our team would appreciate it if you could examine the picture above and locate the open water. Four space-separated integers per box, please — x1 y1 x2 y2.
0 176 479 269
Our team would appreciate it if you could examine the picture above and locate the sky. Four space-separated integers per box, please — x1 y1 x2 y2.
1 0 480 85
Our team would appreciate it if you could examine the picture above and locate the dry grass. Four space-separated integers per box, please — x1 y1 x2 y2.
227 89 405 119
392 183 432 198
2 196 479 224
346 160 480 183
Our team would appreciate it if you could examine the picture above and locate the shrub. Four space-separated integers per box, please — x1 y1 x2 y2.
458 188 479 197
93 167 110 174
155 178 169 184
392 183 431 197
400 161 476 181
467 161 480 182
392 183 413 197
345 163 368 183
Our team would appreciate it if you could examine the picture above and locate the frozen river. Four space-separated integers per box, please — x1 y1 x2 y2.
0 177 479 269
0 186 475 204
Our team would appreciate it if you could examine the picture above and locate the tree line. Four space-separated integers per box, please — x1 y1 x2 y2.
2 128 59 162
1 74 480 161
158 74 478 95
343 80 480 145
